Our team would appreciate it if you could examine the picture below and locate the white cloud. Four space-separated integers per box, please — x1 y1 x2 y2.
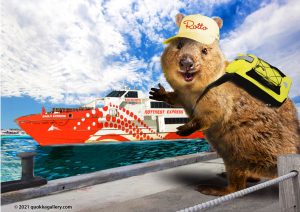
221 0 300 97
0 0 185 104
102 0 185 46
2 0 299 106
0 0 133 103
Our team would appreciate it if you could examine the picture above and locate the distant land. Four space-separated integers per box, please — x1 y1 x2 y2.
1 129 26 136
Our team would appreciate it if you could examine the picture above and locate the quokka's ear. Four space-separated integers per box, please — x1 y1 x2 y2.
212 17 223 29
175 13 184 27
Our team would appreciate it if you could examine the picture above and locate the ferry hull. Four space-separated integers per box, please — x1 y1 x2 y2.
17 116 204 146
17 117 97 146
87 131 204 143
16 110 204 146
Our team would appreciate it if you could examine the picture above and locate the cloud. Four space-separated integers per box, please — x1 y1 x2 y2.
1 0 299 106
1 0 132 103
1 0 185 104
102 0 185 46
221 0 300 97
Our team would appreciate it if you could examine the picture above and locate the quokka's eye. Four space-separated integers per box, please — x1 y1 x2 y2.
177 40 184 49
202 48 208 55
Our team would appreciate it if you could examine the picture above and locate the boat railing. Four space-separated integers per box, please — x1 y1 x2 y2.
51 107 94 113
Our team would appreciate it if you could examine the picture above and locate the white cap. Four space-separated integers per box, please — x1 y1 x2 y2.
163 14 220 45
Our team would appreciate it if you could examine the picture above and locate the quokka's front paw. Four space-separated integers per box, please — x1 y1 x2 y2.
176 124 194 136
149 83 168 102
218 172 261 183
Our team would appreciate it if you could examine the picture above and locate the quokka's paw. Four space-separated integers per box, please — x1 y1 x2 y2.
218 172 261 183
196 185 233 196
247 176 261 183
176 124 194 136
149 83 168 102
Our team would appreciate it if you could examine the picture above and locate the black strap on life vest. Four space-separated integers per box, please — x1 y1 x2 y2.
191 73 234 116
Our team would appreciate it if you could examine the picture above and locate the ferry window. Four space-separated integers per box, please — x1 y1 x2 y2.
119 102 127 108
106 91 126 97
109 109 118 117
125 91 138 98
164 118 189 124
151 101 174 108
68 114 72 118
96 100 105 108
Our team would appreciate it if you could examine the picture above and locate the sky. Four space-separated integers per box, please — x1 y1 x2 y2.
1 0 300 129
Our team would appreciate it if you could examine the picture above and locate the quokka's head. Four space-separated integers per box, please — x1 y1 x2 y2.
161 13 226 92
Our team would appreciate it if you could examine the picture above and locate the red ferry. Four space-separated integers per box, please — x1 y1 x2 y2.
16 89 204 146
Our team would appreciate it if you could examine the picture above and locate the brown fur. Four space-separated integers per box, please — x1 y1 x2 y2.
151 14 300 196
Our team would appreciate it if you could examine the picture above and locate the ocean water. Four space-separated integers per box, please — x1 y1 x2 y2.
1 136 209 182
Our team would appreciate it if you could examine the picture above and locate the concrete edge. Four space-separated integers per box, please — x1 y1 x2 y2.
1 152 217 205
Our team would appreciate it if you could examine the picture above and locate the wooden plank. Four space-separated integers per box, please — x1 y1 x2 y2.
278 154 300 212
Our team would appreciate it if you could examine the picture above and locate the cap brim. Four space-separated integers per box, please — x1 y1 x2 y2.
163 35 179 44
163 33 216 45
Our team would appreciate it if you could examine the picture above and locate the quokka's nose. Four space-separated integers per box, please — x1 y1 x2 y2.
179 56 194 71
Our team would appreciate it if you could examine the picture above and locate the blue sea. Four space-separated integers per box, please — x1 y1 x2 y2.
1 136 209 182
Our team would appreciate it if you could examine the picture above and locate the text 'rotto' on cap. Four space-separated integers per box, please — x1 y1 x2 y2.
163 14 220 45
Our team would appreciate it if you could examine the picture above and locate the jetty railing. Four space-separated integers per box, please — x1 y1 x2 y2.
178 154 300 212
1 152 47 193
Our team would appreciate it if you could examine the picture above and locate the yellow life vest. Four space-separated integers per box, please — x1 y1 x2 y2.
226 54 292 105
191 54 292 115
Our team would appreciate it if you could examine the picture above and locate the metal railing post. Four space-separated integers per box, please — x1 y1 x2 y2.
1 152 47 193
17 152 36 181
278 154 300 212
